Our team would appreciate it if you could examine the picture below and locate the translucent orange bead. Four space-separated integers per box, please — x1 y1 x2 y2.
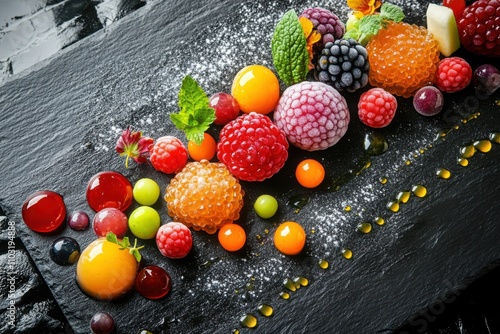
218 224 246 252
274 221 306 255
295 159 325 188
188 132 216 161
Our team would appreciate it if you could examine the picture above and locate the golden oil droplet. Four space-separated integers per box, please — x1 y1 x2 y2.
453 125 459 130
240 314 258 328
379 177 388 185
264 229 269 235
318 259 329 269
344 205 351 212
342 248 353 260
436 168 451 179
280 291 290 300
232 329 240 334
357 222 372 234
419 148 425 154
387 200 400 213
473 139 492 153
460 145 476 158
294 276 309 287
457 158 469 167
363 133 389 155
283 278 296 292
375 216 385 226
489 132 500 144
396 191 411 204
411 185 427 198
258 304 273 317
405 160 411 166
495 100 500 106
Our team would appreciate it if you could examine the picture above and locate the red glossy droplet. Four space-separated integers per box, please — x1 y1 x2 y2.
86 171 133 212
135 265 171 300
22 190 66 233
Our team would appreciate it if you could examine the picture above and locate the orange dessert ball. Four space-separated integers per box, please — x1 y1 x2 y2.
76 238 138 300
188 132 217 161
231 65 280 115
274 221 306 255
295 159 325 188
218 223 246 252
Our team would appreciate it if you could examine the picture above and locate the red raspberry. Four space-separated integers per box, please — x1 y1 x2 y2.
358 88 398 128
457 0 499 57
156 222 192 259
274 81 350 151
217 112 288 182
435 57 473 93
149 136 188 174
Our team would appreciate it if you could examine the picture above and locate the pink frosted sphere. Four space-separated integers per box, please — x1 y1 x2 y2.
273 81 350 151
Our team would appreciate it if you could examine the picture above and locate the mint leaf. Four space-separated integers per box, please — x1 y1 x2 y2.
105 232 118 244
105 232 143 263
343 28 360 41
178 75 210 112
358 15 383 46
271 9 309 86
380 3 405 23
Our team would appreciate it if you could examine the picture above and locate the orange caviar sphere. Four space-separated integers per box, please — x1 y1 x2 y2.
188 132 216 161
165 160 245 234
76 238 138 300
295 159 325 188
367 22 440 98
218 223 246 252
274 221 306 256
231 65 280 114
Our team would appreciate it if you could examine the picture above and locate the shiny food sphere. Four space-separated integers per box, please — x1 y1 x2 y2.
86 171 133 212
128 206 161 239
295 159 325 188
68 211 90 231
209 92 240 125
231 65 280 115
274 221 306 255
93 207 129 238
135 265 172 300
218 224 246 252
22 190 66 233
254 195 279 219
133 178 160 206
90 311 115 334
49 237 80 265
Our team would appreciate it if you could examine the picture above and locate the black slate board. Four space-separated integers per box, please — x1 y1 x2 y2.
1 0 500 333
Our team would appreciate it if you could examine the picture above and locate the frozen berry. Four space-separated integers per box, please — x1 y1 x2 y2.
217 112 289 181
457 0 500 57
209 92 240 125
413 86 445 116
274 81 349 151
156 222 192 259
90 311 115 334
358 88 398 128
473 64 500 96
149 136 188 174
299 7 345 48
435 57 473 93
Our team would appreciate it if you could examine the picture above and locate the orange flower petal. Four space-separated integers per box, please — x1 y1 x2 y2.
299 17 313 37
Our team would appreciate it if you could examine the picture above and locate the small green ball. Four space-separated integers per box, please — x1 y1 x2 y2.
128 206 161 239
254 194 278 219
133 178 160 206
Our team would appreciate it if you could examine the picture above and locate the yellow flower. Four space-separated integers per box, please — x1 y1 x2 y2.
299 17 322 69
347 0 382 16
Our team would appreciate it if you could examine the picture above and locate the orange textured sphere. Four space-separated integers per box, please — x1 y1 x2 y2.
231 65 280 114
274 221 306 256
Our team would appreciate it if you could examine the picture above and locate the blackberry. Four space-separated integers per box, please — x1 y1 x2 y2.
315 38 369 93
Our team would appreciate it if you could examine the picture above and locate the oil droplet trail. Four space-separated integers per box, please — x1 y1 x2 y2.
240 314 258 328
436 168 451 179
379 177 388 185
411 185 427 198
357 222 372 234
232 329 240 334
294 276 309 287
387 200 400 213
344 205 351 212
489 132 500 144
283 278 296 292
342 248 353 260
363 132 389 155
258 304 273 317
457 158 469 167
287 194 310 212
396 191 411 204
375 216 385 226
460 145 476 158
318 259 329 269
280 291 290 300
473 139 492 153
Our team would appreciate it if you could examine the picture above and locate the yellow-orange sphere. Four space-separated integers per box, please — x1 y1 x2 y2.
274 221 306 255
231 65 280 115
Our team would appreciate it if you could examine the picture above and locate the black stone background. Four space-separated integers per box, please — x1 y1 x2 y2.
1 0 500 333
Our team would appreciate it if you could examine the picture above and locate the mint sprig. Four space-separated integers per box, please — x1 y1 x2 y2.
170 76 216 145
271 9 309 86
105 232 144 262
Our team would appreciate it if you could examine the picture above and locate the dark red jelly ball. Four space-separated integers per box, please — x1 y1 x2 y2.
135 265 172 300
22 190 66 233
90 311 115 334
86 171 133 212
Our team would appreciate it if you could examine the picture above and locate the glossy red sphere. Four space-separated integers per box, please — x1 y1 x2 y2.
86 171 133 212
22 190 66 233
135 265 172 300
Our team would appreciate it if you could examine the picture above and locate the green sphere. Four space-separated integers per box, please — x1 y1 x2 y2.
254 194 278 219
128 206 161 239
133 178 160 206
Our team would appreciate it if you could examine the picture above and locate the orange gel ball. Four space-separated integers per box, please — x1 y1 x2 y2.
218 224 246 252
76 238 138 300
274 221 306 256
231 65 280 115
188 132 217 161
295 159 325 188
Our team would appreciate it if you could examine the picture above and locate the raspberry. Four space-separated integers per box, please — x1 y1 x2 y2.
217 113 288 181
358 88 398 128
315 38 369 92
299 7 345 48
457 0 500 57
149 136 188 174
274 81 350 151
165 160 245 234
156 222 192 259
435 57 473 93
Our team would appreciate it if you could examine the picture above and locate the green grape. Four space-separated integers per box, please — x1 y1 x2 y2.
128 206 161 239
254 194 278 219
133 178 160 206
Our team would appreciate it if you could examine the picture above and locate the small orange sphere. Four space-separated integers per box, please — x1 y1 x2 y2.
274 221 306 256
218 224 246 252
295 159 325 188
231 65 280 115
188 133 217 161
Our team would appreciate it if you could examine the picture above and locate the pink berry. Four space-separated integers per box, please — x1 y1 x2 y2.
358 88 398 128
149 136 188 174
209 92 240 125
92 207 128 238
156 222 193 259
435 57 472 93
273 81 350 151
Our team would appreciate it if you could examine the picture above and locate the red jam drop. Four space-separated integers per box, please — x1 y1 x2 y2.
22 190 66 233
86 171 133 212
135 265 172 300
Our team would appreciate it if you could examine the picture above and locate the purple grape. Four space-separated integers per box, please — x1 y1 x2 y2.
473 64 500 96
90 311 115 334
413 86 444 117
68 211 89 231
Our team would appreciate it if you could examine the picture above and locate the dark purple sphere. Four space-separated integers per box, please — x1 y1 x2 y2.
90 311 115 334
68 211 90 231
413 86 444 116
